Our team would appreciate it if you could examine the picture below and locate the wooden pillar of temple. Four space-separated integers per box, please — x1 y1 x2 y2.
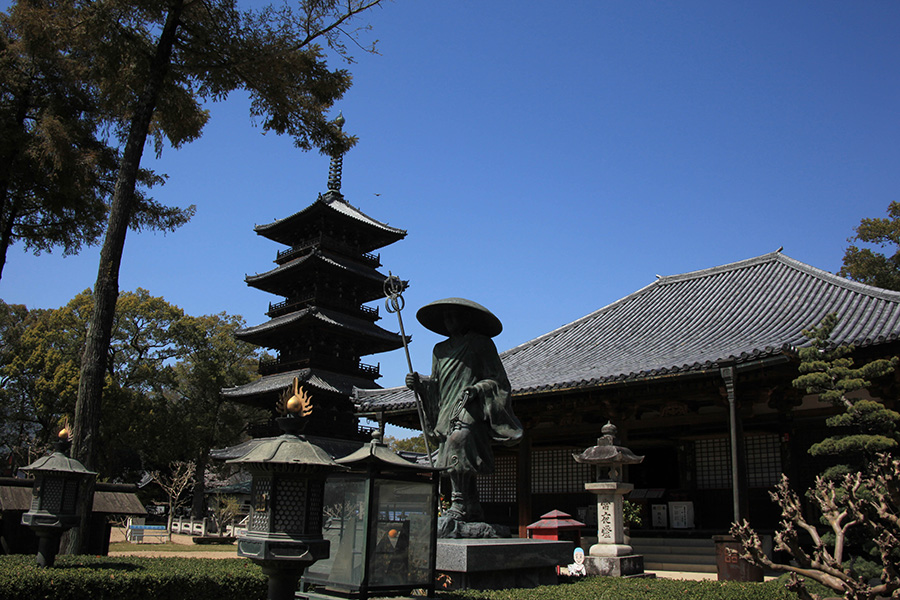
721 366 749 522
516 432 532 538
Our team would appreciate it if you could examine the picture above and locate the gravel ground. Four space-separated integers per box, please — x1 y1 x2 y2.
107 527 239 559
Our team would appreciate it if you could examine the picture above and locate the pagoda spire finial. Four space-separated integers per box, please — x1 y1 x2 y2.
327 112 346 194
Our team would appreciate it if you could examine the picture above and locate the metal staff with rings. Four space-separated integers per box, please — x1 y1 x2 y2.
384 274 435 466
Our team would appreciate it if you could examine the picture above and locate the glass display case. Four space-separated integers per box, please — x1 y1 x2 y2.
303 435 440 599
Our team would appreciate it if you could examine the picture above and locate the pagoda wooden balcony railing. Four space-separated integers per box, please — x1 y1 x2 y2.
267 296 315 318
275 233 381 268
267 297 380 320
258 355 381 379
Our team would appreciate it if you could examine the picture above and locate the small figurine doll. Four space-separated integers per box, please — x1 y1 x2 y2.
567 547 587 576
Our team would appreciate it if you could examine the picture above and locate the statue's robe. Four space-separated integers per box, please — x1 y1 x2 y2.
419 331 522 474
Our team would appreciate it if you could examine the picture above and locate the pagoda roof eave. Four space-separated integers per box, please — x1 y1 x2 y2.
254 192 406 250
245 249 387 296
236 306 404 351
222 367 384 403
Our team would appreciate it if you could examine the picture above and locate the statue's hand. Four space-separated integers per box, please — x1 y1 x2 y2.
405 372 420 390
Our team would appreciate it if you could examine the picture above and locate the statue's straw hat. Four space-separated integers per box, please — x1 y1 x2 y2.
416 297 503 338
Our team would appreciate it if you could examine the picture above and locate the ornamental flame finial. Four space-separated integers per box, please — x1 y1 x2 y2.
277 378 313 418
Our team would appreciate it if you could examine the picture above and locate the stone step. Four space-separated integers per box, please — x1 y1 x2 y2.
644 560 718 574
629 537 717 573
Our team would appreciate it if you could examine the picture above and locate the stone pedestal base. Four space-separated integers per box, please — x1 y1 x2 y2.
584 554 646 577
589 543 634 557
436 538 573 590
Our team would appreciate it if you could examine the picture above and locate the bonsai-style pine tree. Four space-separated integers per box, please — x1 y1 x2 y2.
793 313 899 479
731 314 900 600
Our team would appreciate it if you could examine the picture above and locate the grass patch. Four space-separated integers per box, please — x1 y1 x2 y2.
108 541 237 553
440 577 796 600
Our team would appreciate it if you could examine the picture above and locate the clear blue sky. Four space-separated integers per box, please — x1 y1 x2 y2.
3 1 900 434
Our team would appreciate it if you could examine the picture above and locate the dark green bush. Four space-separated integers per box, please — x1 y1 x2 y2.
440 577 797 600
0 555 267 600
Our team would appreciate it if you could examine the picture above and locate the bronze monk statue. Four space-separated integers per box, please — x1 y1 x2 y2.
406 298 523 526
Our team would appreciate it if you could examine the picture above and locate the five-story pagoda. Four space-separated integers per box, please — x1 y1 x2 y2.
223 117 407 439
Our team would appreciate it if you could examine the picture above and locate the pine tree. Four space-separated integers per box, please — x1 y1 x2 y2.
792 313 899 478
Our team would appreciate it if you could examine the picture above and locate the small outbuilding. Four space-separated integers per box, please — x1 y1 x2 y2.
0 477 145 555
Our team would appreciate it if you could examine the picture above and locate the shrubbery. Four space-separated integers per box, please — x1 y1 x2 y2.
0 554 793 600
0 555 267 600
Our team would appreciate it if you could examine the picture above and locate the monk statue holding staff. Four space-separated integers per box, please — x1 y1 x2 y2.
406 298 523 524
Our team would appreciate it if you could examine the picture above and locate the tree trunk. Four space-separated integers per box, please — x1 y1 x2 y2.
192 448 209 520
67 1 185 555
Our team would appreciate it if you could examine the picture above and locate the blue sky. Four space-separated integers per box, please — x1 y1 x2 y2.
3 1 900 434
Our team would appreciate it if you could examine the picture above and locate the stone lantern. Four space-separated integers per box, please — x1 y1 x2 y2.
228 385 346 600
20 426 97 567
302 431 441 600
572 422 645 577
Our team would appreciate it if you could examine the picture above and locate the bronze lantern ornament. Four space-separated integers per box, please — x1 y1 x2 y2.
228 380 345 600
20 425 97 567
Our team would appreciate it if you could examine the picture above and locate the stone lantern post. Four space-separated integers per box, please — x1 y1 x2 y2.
20 426 97 567
572 422 645 577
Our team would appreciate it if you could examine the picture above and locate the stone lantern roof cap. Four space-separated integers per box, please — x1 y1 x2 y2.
572 422 644 466
227 433 344 470
20 451 97 476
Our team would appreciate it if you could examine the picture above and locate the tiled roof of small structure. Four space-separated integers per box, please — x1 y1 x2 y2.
254 191 406 246
356 251 900 412
222 366 384 400
0 478 146 514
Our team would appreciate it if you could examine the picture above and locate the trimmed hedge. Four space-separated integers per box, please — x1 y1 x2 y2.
0 555 267 600
441 577 798 600
0 555 797 600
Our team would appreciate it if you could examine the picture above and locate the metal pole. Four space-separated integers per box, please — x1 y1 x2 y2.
384 275 434 467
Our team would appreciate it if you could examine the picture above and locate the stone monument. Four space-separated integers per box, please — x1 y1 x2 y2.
573 422 647 577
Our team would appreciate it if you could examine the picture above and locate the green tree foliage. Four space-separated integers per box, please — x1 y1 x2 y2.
792 313 899 478
7 0 383 552
166 313 265 517
840 201 900 291
0 297 86 467
4 0 386 476
385 433 429 454
0 292 260 483
0 6 191 280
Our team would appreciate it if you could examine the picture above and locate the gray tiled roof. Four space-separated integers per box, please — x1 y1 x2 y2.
356 252 900 412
